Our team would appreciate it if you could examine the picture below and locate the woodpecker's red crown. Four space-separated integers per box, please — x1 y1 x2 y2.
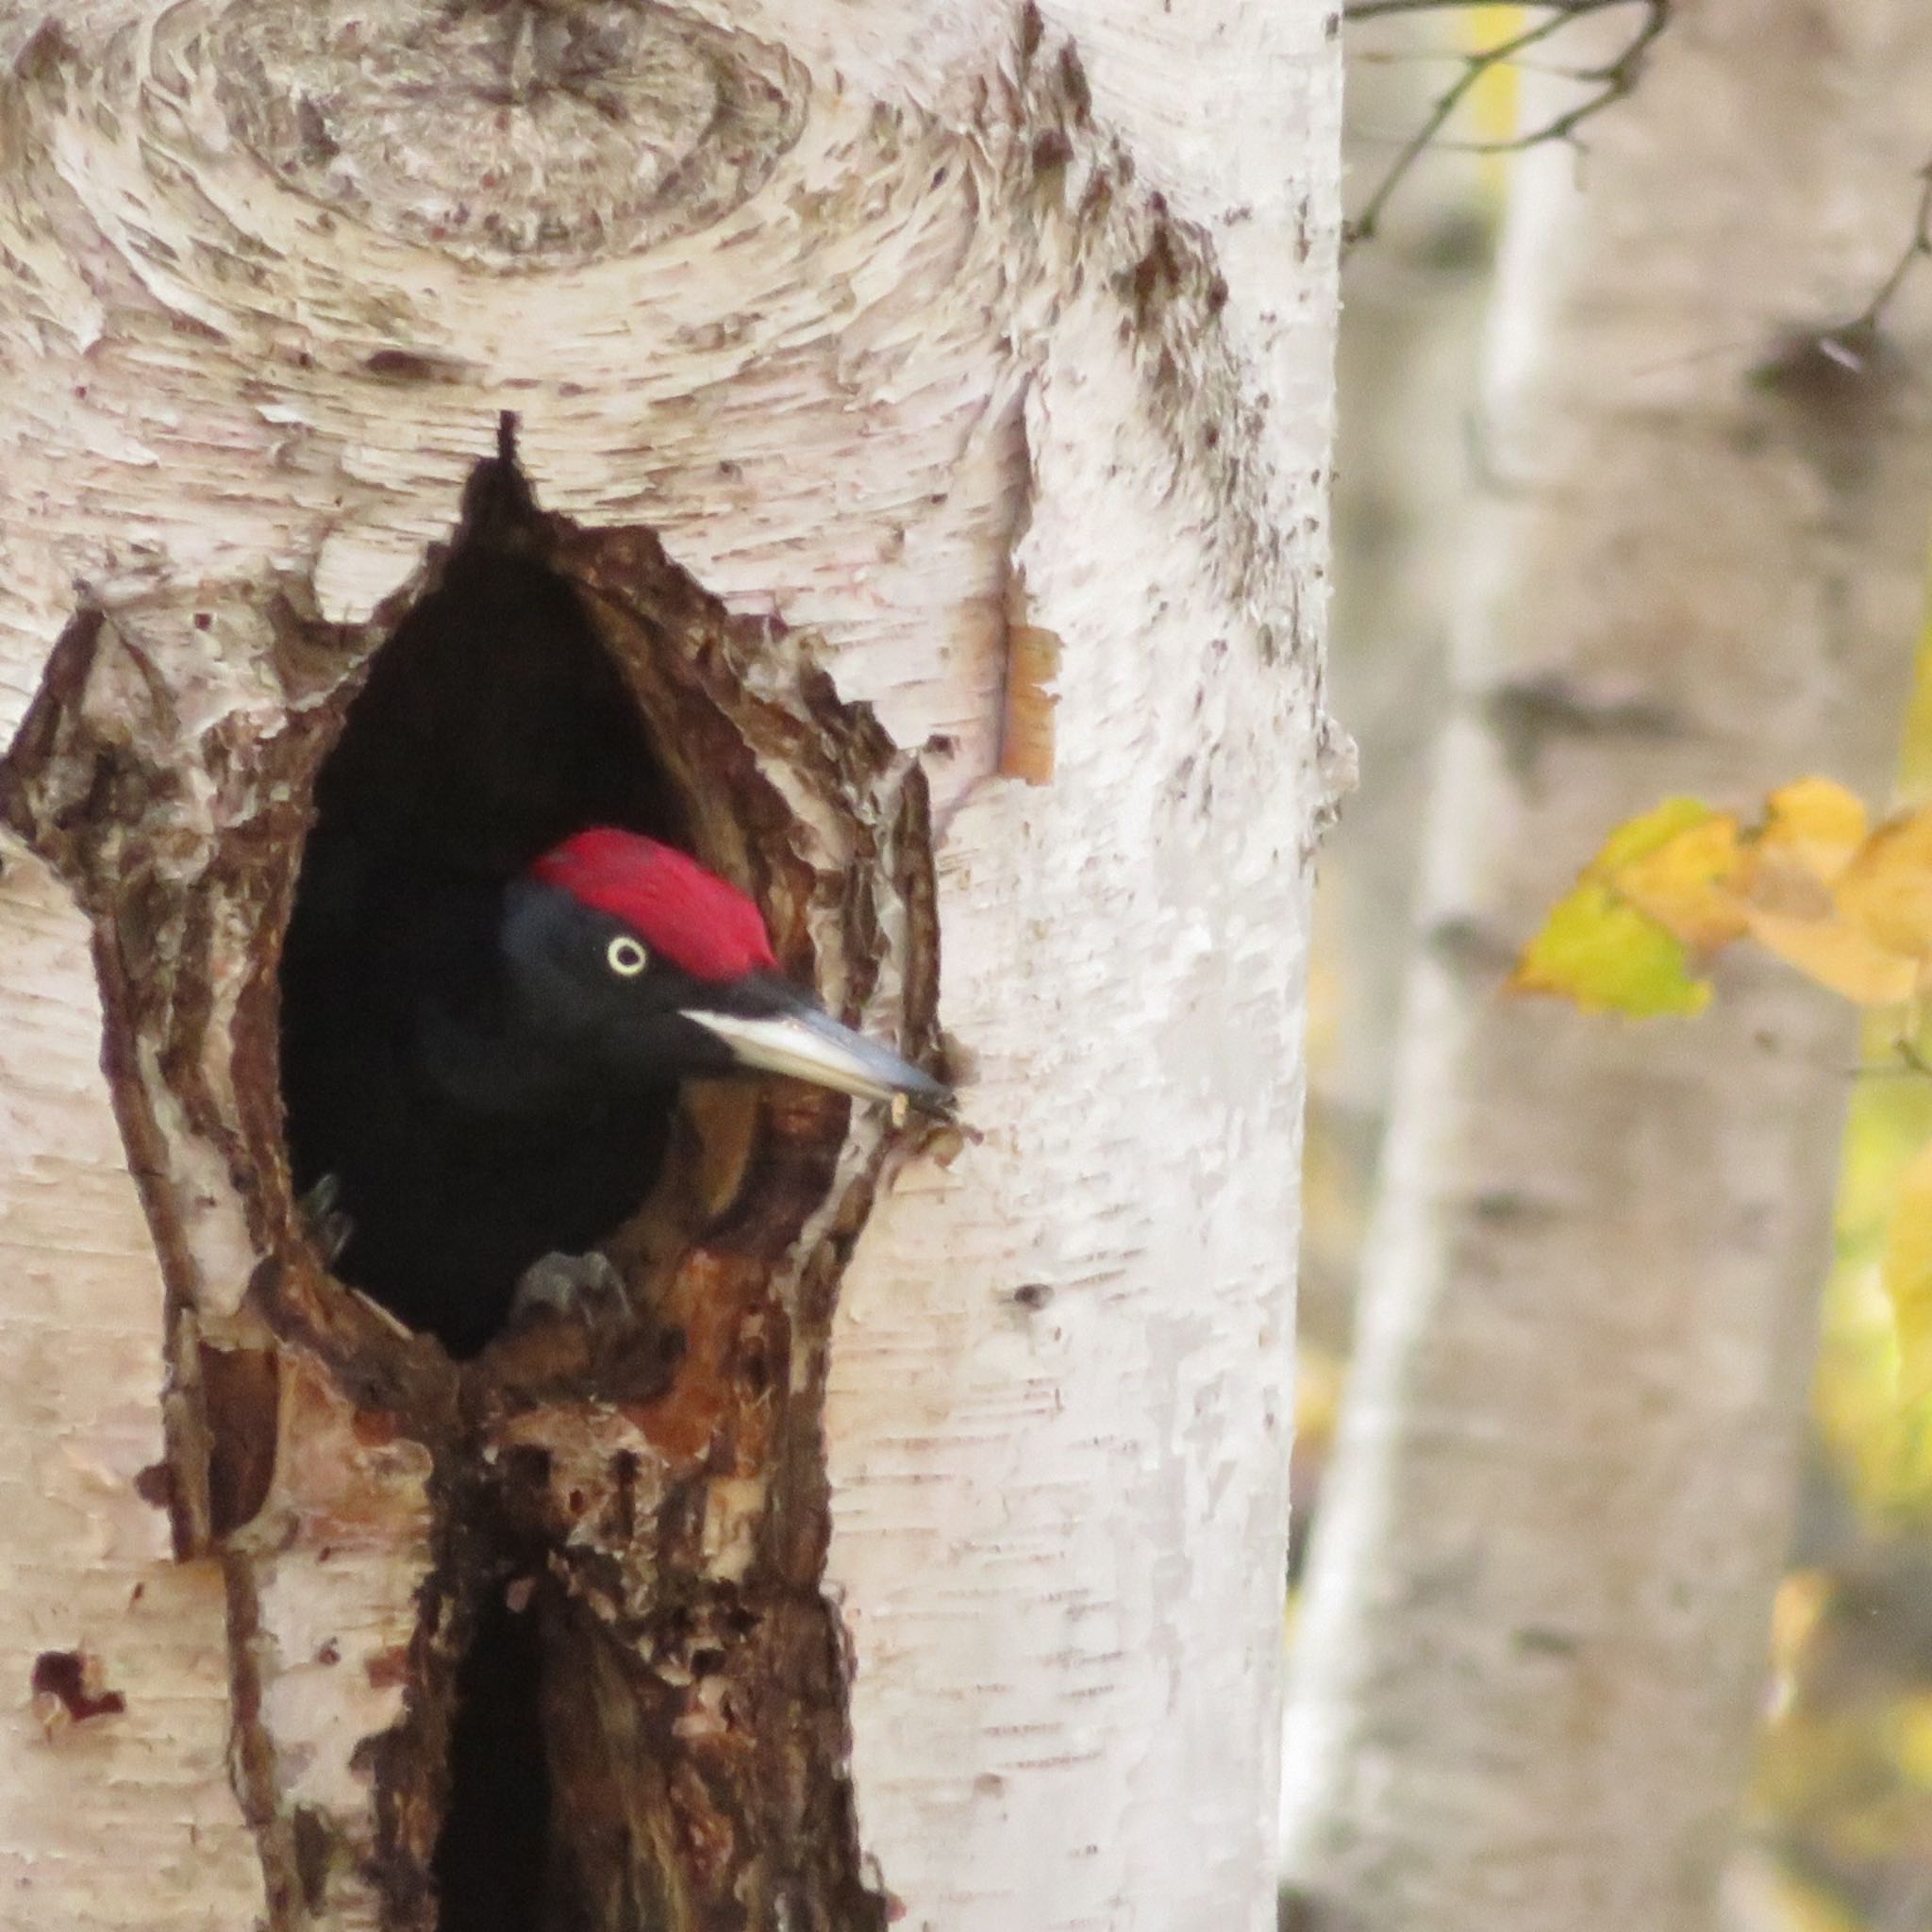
530 828 777 981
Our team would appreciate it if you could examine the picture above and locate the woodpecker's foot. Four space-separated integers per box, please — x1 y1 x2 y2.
297 1174 355 1267
509 1251 630 1329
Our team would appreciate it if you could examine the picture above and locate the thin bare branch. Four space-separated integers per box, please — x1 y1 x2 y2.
1847 159 1932 333
1343 0 1670 252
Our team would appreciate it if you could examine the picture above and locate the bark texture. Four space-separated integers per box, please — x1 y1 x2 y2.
1280 2 1932 1927
0 5 1339 1930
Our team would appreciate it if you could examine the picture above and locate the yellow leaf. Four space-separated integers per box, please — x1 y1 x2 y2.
1510 882 1711 1017
1881 1137 1932 1405
1523 783 1926 1018
1728 788 1923 1005
1740 902 1921 1006
1837 806 1932 967
1609 811 1747 950
1757 775 1870 880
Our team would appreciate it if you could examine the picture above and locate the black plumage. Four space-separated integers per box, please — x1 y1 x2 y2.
280 840 680 1355
278 545 686 1355
278 548 946 1357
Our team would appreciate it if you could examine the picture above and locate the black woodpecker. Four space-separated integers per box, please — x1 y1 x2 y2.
281 826 948 1357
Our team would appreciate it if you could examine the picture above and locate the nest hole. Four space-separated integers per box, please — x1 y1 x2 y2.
279 525 693 1359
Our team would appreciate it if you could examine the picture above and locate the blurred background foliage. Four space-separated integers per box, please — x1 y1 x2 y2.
1299 8 1932 1926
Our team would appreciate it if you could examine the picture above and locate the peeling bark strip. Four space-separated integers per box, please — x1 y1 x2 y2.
0 3 1336 1929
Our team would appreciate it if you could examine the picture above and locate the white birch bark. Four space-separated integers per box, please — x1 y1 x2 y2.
1279 4 1932 1928
0 4 1341 1928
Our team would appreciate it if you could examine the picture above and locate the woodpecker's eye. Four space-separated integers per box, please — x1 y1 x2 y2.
607 935 649 977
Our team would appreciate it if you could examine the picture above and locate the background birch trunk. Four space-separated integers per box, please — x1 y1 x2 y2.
0 5 1339 1929
1279 1 1932 1926
1302 4 1495 1362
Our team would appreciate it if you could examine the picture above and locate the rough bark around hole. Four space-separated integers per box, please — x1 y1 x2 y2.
0 435 944 1931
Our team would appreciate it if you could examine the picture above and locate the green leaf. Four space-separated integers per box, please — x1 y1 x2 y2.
1510 881 1712 1017
1594 795 1720 869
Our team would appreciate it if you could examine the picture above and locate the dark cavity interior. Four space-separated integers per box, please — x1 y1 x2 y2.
279 545 686 1357
431 1582 561 1932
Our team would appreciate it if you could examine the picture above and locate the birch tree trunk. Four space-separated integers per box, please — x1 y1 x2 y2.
1303 11 1494 1348
1280 4 1932 1928
0 4 1339 1929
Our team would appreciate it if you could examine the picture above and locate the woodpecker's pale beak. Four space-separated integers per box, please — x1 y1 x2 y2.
683 995 953 1115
